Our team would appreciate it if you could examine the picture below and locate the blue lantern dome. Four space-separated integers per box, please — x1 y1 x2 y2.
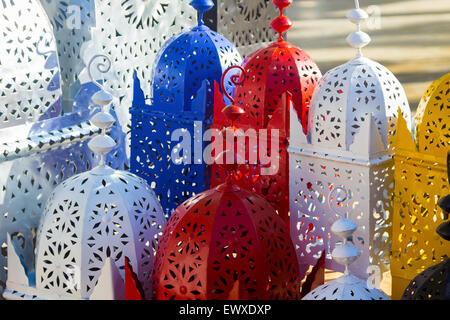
130 0 242 217
150 23 242 115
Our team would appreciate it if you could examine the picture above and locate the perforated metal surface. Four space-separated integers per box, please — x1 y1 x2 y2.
215 0 278 57
0 0 62 128
40 0 96 112
391 73 450 299
289 2 411 281
84 0 197 135
4 66 166 299
33 167 165 299
211 0 321 227
130 2 242 216
302 186 390 301
152 181 300 300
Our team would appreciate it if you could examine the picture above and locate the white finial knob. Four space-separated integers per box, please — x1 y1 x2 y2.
329 186 360 275
92 90 113 107
87 54 116 166
347 1 371 57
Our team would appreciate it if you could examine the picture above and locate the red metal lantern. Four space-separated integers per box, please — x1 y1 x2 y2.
211 0 322 226
152 104 301 300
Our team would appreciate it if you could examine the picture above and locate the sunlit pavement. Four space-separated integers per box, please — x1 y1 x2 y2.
287 0 450 112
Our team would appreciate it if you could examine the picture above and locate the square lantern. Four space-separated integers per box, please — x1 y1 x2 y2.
130 1 242 216
391 73 450 299
289 2 412 280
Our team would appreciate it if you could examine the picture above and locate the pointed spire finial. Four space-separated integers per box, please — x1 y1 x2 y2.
190 0 214 26
271 0 293 42
87 54 116 167
346 0 371 58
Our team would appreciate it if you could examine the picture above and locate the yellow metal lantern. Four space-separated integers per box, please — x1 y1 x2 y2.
391 72 450 299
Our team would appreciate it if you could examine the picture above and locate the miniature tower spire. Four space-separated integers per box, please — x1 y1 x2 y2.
346 0 371 58
270 0 293 42
190 0 214 27
87 54 116 167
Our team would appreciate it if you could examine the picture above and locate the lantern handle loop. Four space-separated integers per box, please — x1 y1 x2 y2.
221 65 245 105
88 54 112 90
329 186 348 219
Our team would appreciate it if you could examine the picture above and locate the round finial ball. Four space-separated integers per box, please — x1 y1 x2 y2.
190 0 214 13
222 104 245 123
271 15 293 35
273 0 293 10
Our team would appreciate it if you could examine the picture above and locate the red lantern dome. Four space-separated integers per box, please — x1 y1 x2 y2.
211 0 321 226
152 104 301 300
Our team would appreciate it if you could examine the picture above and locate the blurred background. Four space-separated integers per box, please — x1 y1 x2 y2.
286 0 450 115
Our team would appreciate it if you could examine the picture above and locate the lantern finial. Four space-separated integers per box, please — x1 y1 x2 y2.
302 185 390 299
346 0 371 58
220 65 246 126
270 0 293 42
216 66 247 184
87 54 116 167
329 186 360 275
190 0 214 26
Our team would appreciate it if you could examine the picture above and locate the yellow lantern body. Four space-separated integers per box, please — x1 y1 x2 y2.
391 73 450 299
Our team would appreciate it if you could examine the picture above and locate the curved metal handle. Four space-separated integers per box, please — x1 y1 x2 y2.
36 33 54 56
88 54 112 90
329 186 348 219
220 65 245 105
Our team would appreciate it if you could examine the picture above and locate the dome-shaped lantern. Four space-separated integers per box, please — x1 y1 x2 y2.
303 187 390 300
130 0 242 217
289 0 412 280
391 73 450 299
211 0 322 227
152 96 301 300
3 56 166 300
398 152 450 300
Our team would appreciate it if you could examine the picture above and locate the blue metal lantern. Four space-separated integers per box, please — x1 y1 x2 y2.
130 0 242 217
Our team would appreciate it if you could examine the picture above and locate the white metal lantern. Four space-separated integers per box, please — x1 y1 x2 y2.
289 0 412 280
302 187 389 300
3 56 166 300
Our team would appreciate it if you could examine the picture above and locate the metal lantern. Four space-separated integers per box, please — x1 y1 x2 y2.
211 0 322 227
130 0 242 217
0 0 126 296
402 156 450 300
39 0 96 112
289 0 411 280
152 104 300 300
392 75 450 299
3 56 166 300
303 187 390 300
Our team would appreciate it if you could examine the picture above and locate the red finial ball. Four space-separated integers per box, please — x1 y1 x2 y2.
222 104 245 124
273 0 292 10
271 15 293 35
271 0 293 41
